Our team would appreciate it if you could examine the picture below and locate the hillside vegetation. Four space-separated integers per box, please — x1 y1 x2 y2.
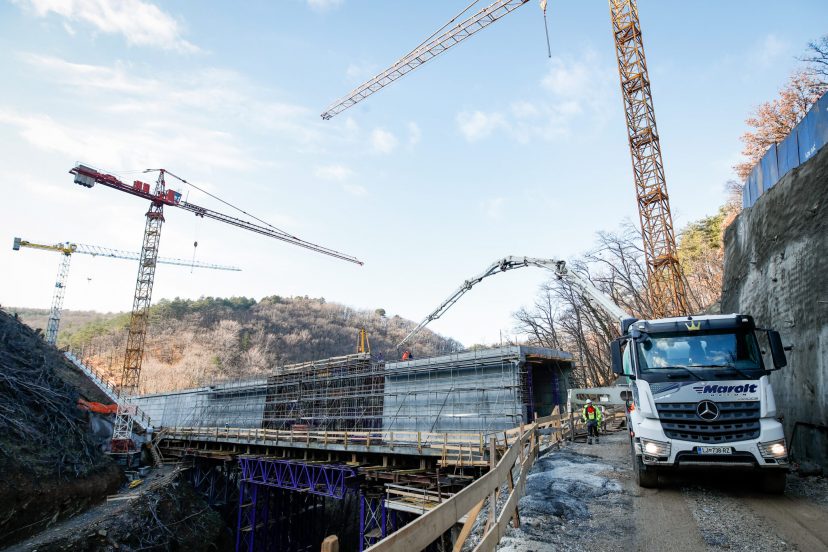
17 296 460 394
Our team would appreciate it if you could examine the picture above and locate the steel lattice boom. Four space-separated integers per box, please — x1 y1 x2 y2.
320 0 530 120
13 238 241 272
608 0 688 317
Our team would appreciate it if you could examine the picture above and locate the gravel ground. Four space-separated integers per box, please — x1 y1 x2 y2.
786 472 828 507
496 433 633 552
491 431 828 552
682 485 797 551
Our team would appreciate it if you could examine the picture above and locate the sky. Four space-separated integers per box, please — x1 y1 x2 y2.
0 0 825 348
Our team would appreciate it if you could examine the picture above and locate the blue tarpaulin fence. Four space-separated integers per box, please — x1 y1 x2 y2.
743 91 828 208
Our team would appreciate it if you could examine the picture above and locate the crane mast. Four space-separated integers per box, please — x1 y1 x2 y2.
322 0 690 317
608 0 688 317
47 251 72 345
121 169 166 398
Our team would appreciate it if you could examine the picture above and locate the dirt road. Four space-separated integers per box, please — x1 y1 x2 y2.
497 431 828 552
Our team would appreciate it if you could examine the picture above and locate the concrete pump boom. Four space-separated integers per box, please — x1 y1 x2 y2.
397 256 634 348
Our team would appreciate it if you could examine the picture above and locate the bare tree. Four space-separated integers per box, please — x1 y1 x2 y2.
515 215 733 386
514 224 652 387
801 35 828 86
734 70 827 180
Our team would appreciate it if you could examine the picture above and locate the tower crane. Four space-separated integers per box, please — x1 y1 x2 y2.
70 164 362 453
321 0 689 318
12 237 240 345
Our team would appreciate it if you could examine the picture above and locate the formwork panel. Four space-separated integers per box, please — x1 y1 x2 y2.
136 346 574 436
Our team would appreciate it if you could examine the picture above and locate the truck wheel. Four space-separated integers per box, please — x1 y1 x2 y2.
760 471 787 494
631 440 658 488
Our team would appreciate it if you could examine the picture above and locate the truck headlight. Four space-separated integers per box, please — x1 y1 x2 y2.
758 439 787 459
640 438 671 458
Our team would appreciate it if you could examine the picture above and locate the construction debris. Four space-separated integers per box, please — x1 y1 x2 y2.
0 308 108 478
8 468 226 552
0 307 124 545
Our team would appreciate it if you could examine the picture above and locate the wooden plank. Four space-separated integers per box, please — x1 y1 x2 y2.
452 500 485 552
473 438 536 552
486 437 497 532
321 535 339 552
364 429 531 552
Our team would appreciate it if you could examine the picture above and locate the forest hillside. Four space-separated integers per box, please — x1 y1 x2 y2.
13 296 462 394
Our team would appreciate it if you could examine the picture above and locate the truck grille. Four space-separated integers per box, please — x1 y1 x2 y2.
656 401 760 444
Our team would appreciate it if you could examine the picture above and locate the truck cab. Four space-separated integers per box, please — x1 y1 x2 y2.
611 313 789 493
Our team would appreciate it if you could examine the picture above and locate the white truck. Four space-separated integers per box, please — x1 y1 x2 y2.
398 256 790 493
610 313 789 493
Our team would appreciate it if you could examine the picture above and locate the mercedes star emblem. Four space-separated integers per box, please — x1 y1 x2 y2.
696 400 720 421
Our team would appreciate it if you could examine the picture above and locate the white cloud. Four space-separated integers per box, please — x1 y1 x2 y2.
19 53 320 145
312 165 367 196
541 57 592 98
343 184 367 196
749 34 788 68
12 0 199 53
407 122 421 146
370 128 398 154
307 0 343 13
1 54 330 173
314 164 354 181
456 51 614 143
540 51 613 114
481 197 505 220
0 107 254 171
346 61 377 83
456 111 507 142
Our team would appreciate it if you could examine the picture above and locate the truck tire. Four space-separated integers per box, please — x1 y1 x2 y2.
760 471 787 494
631 440 658 488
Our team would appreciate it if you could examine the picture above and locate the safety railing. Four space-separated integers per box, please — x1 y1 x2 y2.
64 351 155 431
161 426 492 462
365 407 571 552
65 351 120 402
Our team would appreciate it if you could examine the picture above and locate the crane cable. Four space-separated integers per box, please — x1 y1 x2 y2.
145 169 300 241
540 0 551 58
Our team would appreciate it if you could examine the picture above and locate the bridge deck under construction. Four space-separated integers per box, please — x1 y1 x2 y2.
136 346 573 466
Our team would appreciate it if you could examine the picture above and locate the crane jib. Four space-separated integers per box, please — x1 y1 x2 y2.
69 164 363 266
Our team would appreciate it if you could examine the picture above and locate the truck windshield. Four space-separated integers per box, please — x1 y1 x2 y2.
635 329 764 376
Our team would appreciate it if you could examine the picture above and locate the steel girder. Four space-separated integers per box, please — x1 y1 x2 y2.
239 457 356 499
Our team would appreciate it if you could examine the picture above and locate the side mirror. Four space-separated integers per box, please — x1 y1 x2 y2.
611 339 624 375
768 331 787 369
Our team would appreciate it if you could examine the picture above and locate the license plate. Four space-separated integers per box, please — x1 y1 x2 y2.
697 446 732 455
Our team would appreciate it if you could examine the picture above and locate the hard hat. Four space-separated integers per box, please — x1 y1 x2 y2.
586 399 593 404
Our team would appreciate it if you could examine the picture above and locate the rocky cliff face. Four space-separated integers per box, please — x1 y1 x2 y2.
722 144 828 466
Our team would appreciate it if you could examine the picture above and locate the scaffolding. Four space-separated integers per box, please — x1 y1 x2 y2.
133 346 573 436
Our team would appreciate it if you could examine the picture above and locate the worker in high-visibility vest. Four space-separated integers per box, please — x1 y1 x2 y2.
582 399 603 445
